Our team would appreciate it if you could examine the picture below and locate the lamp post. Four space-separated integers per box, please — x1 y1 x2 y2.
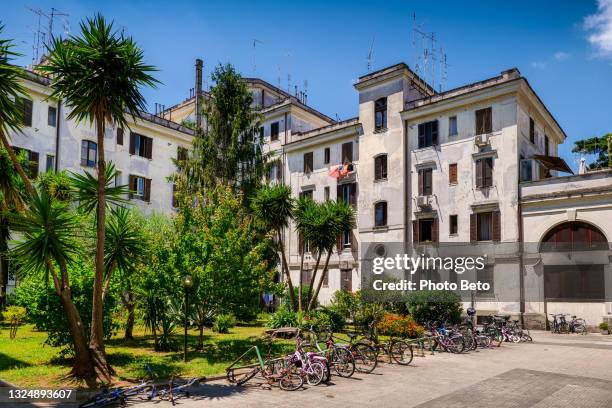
182 275 193 362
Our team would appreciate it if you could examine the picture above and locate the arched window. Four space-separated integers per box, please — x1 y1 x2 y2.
374 201 387 227
540 221 608 252
374 98 387 131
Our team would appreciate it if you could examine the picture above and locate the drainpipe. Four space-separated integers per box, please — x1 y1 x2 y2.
54 99 61 171
518 170 525 327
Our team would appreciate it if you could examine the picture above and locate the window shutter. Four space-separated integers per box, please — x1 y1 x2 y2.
432 120 439 145
145 137 153 159
418 170 424 195
350 230 356 249
432 217 439 243
128 175 135 199
382 155 387 178
342 142 353 163
485 108 492 133
349 183 357 206
418 124 425 148
492 210 501 242
23 99 33 127
117 128 124 145
336 234 343 252
413 220 420 243
449 163 457 184
144 178 152 202
29 151 39 178
129 132 136 155
475 159 483 188
470 214 477 243
375 157 381 180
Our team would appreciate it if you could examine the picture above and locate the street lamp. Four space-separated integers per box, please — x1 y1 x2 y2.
182 275 193 362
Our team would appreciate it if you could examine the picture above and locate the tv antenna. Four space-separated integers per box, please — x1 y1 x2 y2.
367 36 375 72
252 38 263 74
26 6 69 65
411 12 448 92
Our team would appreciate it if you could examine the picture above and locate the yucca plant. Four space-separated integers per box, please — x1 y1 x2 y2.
38 14 158 379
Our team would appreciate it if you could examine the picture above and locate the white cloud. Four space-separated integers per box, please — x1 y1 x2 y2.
553 51 570 61
584 0 612 58
530 61 547 69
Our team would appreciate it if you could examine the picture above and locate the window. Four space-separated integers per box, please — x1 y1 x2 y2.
338 182 357 206
476 266 495 297
115 171 122 187
475 107 492 135
343 230 351 247
413 218 438 243
475 157 493 188
529 118 535 144
471 211 500 242
374 201 387 227
450 215 458 235
271 122 279 141
129 175 151 202
46 154 55 172
269 161 282 181
129 132 153 159
177 146 188 162
449 163 457 184
301 269 313 285
340 269 352 292
418 120 439 148
374 98 387 131
324 147 330 164
374 155 387 180
14 147 39 178
16 97 33 127
322 270 328 287
258 126 264 140
544 135 550 156
449 116 458 137
540 221 608 252
300 189 313 200
341 142 353 163
48 106 57 127
520 159 533 182
418 168 433 196
81 140 97 167
117 127 124 145
324 186 330 201
545 265 604 301
303 152 313 173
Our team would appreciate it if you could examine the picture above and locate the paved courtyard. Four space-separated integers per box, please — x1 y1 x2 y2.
126 331 612 408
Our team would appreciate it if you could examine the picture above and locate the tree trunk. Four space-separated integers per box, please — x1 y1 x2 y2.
308 249 333 311
0 128 35 195
298 249 305 312
277 229 296 311
124 300 135 341
89 113 111 378
306 250 323 311
198 324 204 349
152 325 159 351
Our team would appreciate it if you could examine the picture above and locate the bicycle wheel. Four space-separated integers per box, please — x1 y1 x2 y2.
331 347 355 378
559 322 569 334
449 336 465 354
352 343 378 373
278 366 304 391
226 366 260 385
390 340 414 365
574 323 587 335
305 362 325 386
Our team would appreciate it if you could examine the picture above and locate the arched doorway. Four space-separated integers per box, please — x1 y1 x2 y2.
540 222 609 323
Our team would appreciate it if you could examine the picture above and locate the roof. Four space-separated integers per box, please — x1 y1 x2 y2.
355 62 436 96
285 117 360 147
533 155 573 175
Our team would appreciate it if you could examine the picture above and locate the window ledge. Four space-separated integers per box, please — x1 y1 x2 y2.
374 178 388 183
373 127 388 134
373 225 389 232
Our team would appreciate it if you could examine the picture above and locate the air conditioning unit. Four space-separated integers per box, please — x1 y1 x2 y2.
474 134 488 147
416 195 431 208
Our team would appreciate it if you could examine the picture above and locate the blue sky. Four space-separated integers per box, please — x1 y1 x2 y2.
3 0 612 170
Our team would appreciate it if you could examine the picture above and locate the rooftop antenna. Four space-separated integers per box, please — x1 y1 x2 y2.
285 51 292 93
367 36 375 72
48 7 69 46
411 12 447 92
26 6 48 66
303 79 308 105
252 39 263 74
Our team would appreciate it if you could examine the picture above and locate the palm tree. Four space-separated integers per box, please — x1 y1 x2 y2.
251 184 297 310
102 207 143 339
0 147 28 309
293 197 321 311
39 14 158 376
0 23 34 195
9 191 97 385
308 200 355 311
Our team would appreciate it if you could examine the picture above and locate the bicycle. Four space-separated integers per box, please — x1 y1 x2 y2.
304 326 356 378
287 337 326 386
568 315 588 334
79 365 156 408
155 376 203 406
358 321 414 365
549 313 569 333
424 322 465 353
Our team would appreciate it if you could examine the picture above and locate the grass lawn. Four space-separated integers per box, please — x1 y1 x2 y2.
0 323 294 388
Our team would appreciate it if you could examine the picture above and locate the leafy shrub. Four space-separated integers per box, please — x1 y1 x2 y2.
282 285 317 311
302 310 331 332
376 312 424 338
267 308 298 329
599 322 609 331
405 290 463 325
213 313 237 333
1 306 27 323
316 307 346 331
330 290 361 320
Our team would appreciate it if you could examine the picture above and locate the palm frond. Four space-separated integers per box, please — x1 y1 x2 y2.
104 206 144 274
0 23 27 135
69 161 129 215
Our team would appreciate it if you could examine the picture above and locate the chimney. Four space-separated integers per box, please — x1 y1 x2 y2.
195 59 203 130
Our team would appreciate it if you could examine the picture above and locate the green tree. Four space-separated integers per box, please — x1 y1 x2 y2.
251 184 297 310
572 133 612 169
0 147 28 309
308 200 355 311
176 64 265 202
39 14 158 378
0 23 35 195
9 191 97 385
